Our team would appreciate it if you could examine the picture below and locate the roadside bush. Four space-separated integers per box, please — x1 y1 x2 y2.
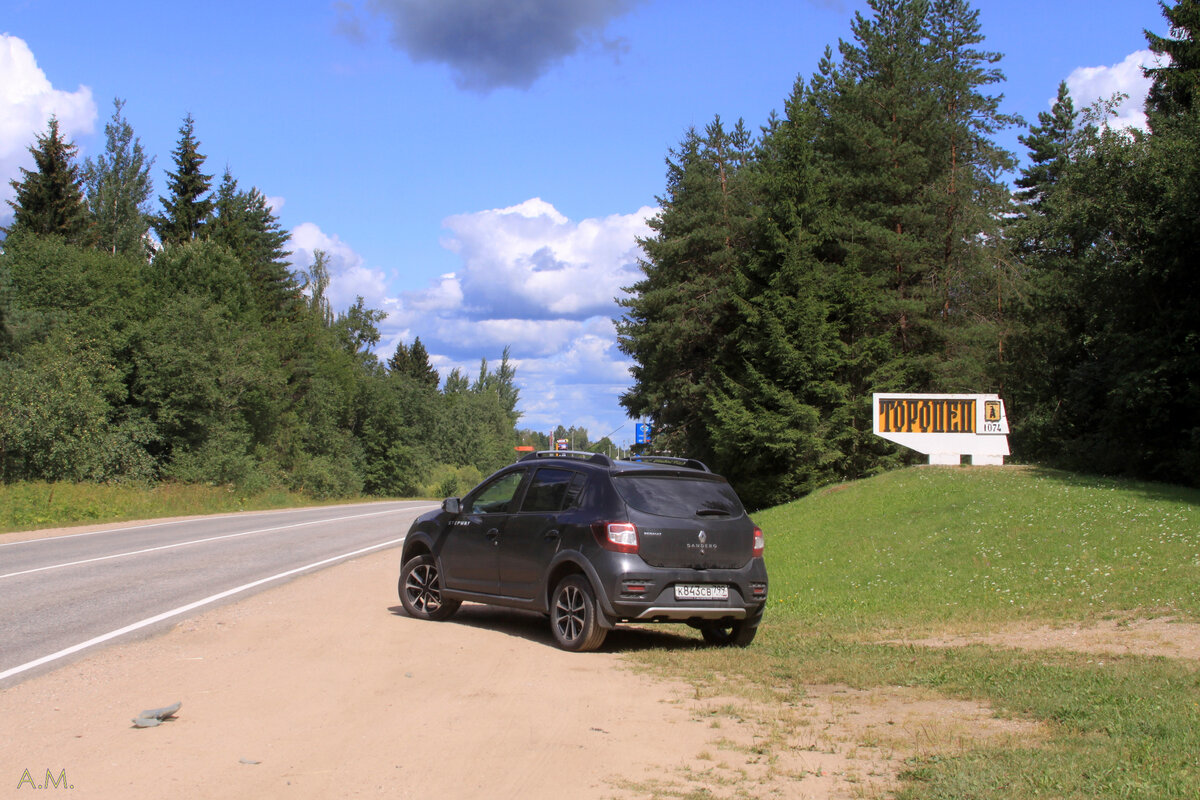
0 333 156 483
422 463 483 499
289 453 364 499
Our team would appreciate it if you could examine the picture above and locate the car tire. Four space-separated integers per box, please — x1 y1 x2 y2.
398 554 461 621
550 575 608 652
700 620 758 647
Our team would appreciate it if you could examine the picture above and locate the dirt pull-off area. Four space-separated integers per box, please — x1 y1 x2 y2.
9 543 1189 799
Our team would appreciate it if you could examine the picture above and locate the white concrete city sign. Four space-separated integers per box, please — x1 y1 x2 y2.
872 393 1010 466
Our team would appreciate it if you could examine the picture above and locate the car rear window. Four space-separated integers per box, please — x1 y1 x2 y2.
612 474 744 519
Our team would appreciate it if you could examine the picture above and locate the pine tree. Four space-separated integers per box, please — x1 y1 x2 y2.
155 114 213 246
4 117 90 244
1014 82 1077 212
83 99 155 257
1004 85 1089 464
802 0 1019 472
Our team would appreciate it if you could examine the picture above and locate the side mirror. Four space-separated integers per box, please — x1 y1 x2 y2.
442 497 461 515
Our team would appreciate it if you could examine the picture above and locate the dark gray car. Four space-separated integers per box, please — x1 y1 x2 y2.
397 451 768 651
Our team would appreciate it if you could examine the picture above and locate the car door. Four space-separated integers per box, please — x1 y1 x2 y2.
438 469 526 596
499 468 585 600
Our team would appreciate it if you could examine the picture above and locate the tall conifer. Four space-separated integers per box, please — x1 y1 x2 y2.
617 117 757 462
155 114 213 246
4 117 90 244
1145 0 1200 121
209 169 296 318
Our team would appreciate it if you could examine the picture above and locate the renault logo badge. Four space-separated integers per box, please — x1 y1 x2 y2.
698 531 707 543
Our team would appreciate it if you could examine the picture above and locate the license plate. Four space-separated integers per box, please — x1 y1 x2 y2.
675 583 728 601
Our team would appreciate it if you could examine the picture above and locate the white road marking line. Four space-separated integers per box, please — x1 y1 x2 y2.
0 506 436 581
0 536 408 683
0 501 427 549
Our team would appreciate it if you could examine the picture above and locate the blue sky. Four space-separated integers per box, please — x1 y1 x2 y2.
1 0 1170 447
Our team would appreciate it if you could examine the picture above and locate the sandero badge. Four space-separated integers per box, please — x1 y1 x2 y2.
397 451 768 651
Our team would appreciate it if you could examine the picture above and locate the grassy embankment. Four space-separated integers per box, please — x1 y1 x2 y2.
0 481 373 535
636 466 1200 799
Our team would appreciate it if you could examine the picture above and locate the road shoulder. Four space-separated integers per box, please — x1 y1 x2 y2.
0 545 717 799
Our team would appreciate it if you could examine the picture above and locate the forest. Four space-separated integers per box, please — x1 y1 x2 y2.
0 110 524 498
2 0 1197 508
618 0 1200 507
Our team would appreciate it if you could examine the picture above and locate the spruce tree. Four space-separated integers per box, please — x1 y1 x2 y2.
387 341 412 375
407 338 440 389
388 337 439 389
617 117 757 463
208 169 296 318
4 117 90 244
1145 0 1200 121
155 114 213 246
701 79 845 506
83 99 155 257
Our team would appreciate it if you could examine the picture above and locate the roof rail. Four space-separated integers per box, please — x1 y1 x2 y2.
519 450 615 466
627 455 711 472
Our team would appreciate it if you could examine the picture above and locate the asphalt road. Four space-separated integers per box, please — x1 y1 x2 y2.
0 501 436 687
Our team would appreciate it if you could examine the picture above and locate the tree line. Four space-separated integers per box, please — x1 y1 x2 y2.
1 104 522 497
618 0 1200 508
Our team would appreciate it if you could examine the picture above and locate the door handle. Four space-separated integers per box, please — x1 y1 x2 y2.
544 529 560 540
486 528 500 545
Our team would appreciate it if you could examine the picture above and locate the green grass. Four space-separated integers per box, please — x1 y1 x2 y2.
761 466 1200 630
0 480 382 535
631 466 1200 800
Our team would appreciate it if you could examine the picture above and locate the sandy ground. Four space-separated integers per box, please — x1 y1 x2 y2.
3 534 1197 799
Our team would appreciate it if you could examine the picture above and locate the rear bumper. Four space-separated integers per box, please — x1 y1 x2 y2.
592 557 768 627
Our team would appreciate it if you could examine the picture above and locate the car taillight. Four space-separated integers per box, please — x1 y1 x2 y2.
752 526 764 558
592 522 639 554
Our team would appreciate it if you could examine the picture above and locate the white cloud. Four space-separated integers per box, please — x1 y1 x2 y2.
427 200 651 436
1066 49 1159 131
441 197 654 320
285 200 652 441
286 199 652 438
0 35 97 226
288 220 400 315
